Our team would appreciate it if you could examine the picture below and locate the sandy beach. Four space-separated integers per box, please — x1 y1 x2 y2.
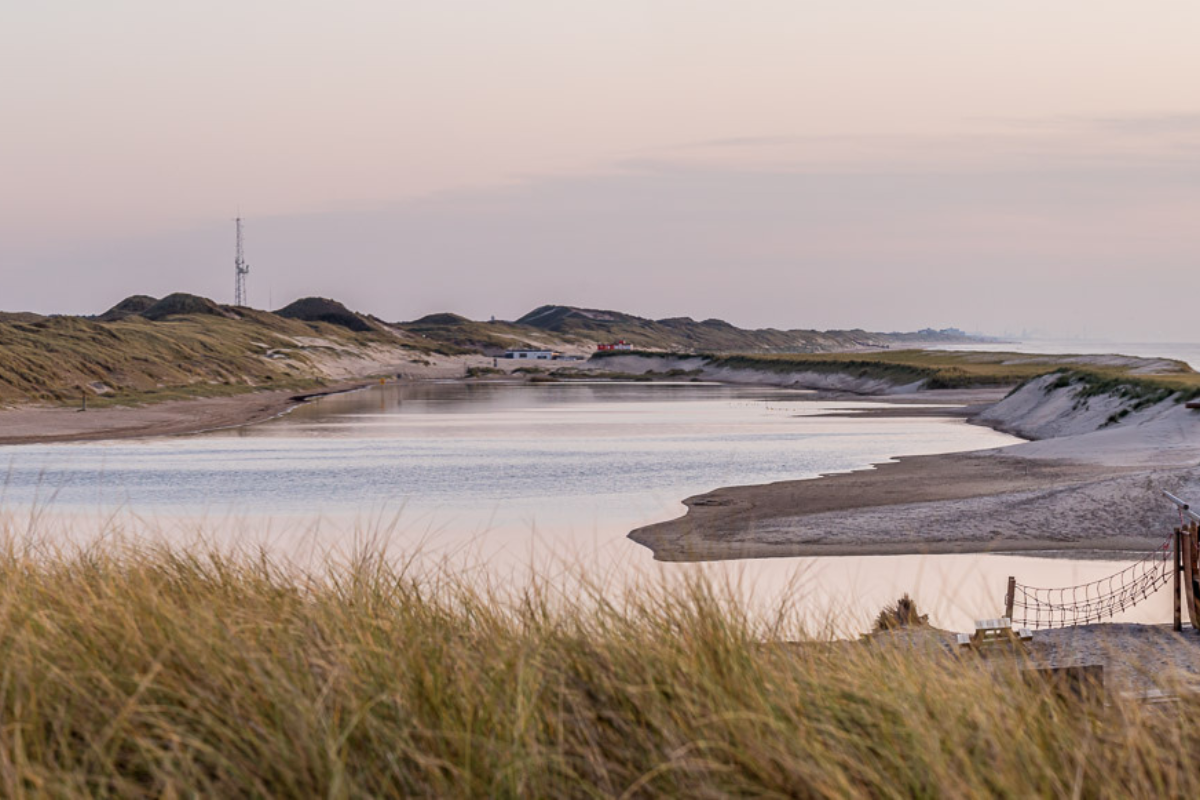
0 383 369 446
629 452 1178 560
632 374 1200 561
0 351 509 447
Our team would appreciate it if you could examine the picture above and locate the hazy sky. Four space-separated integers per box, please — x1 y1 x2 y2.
3 2 1198 339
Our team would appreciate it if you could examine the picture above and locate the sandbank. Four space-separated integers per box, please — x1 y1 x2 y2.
0 382 368 446
632 376 1200 561
629 452 1181 560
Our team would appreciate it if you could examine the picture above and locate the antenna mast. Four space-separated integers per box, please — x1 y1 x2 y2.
234 216 250 306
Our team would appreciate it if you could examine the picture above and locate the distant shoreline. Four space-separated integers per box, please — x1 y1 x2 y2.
0 382 369 447
0 372 1003 448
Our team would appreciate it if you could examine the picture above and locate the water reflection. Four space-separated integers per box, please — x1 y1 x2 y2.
0 381 1171 636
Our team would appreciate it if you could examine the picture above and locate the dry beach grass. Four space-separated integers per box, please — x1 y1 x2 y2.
1 526 1200 797
7 342 1200 794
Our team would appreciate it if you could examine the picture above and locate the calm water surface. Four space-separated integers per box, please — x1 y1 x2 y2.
4 381 1012 530
0 381 1174 633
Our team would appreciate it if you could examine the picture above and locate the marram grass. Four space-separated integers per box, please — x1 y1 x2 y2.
0 534 1197 798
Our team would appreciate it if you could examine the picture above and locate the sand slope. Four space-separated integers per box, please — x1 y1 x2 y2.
632 375 1200 561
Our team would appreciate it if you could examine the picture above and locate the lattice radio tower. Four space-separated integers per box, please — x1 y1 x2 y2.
234 216 250 306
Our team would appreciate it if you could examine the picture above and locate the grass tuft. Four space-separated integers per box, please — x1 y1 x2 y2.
871 593 929 632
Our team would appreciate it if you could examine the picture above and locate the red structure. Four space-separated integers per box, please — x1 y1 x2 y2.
596 340 634 351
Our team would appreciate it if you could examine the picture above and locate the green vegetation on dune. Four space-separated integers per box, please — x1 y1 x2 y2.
0 314 295 405
1038 368 1200 424
707 350 1132 389
512 304 982 353
8 291 1197 410
397 316 565 355
0 537 1197 796
274 296 379 332
708 352 986 388
1046 367 1200 400
0 311 410 406
96 295 158 322
140 293 236 322
597 348 1200 394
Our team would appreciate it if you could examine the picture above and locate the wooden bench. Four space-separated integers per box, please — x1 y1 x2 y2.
957 618 1033 649
975 617 1013 645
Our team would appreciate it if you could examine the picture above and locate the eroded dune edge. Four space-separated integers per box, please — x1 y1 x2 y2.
632 371 1200 561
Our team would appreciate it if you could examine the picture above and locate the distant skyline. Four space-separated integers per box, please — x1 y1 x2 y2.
3 2 1199 339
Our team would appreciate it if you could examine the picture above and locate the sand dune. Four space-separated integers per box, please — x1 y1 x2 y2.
632 374 1200 561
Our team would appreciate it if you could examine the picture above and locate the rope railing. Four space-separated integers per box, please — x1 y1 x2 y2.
1009 535 1174 629
998 492 1200 630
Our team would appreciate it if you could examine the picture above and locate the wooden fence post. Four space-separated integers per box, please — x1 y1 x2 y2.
1175 527 1183 632
1004 576 1016 621
1185 522 1200 630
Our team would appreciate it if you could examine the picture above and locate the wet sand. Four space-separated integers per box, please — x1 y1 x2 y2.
629 452 1187 560
631 374 1200 562
0 382 368 446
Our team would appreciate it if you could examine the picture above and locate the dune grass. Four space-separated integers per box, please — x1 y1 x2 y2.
1046 367 1200 405
595 348 1200 395
0 313 427 407
0 532 1196 797
698 350 1200 392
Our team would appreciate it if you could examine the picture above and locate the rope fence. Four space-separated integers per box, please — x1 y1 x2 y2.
1008 533 1174 629
993 492 1200 631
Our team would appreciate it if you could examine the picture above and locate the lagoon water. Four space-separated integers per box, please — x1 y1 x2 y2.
4 381 1014 522
0 381 1176 634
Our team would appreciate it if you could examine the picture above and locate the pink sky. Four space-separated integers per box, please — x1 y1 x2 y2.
3 2 1199 339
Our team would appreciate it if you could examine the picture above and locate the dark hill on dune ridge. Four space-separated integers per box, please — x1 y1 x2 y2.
274 297 378 332
30 294 991 357
510 304 987 353
0 311 45 324
141 293 238 321
97 295 159 322
412 312 472 326
92 293 375 331
516 305 644 329
397 312 565 354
